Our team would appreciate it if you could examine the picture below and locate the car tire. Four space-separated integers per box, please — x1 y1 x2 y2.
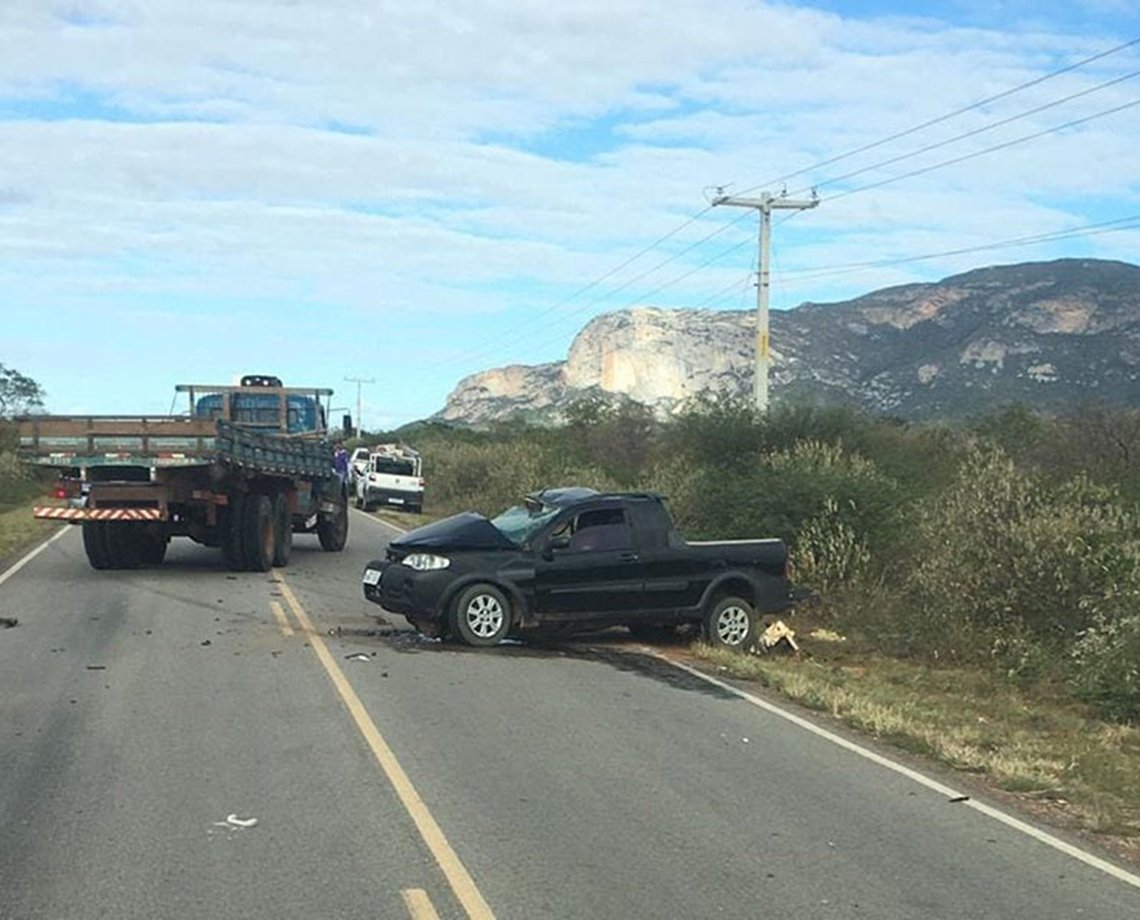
271 493 292 567
703 595 756 650
243 493 275 572
451 583 511 647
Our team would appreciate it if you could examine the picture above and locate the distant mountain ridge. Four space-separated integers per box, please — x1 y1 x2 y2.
437 258 1140 425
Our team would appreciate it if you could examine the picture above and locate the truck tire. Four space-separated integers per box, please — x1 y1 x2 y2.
317 490 348 552
703 595 756 650
82 522 112 570
243 493 275 572
104 522 142 569
222 494 246 571
451 583 511 647
271 493 292 567
138 528 168 566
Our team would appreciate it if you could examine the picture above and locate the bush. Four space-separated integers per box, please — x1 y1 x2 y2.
903 445 1140 664
1071 611 1140 723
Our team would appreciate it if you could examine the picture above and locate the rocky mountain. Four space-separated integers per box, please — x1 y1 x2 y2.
437 259 1140 425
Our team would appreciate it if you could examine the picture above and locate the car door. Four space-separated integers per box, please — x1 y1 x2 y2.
533 505 644 622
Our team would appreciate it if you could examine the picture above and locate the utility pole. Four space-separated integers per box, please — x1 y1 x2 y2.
712 190 818 412
343 376 375 440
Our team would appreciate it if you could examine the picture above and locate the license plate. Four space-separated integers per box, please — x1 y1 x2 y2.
389 497 404 504
362 569 382 586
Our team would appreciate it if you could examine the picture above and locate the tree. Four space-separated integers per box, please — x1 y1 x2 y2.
0 364 45 418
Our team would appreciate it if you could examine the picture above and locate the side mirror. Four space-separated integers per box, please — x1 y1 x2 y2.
542 534 571 560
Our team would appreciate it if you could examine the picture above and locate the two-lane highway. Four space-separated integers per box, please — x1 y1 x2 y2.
2 513 1139 918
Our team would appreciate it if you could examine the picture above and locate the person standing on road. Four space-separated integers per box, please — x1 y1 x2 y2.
333 442 349 484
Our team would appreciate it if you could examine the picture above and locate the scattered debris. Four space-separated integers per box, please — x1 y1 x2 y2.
344 653 371 662
86 665 106 671
757 620 800 653
949 795 971 803
0 617 18 629
742 737 750 744
200 639 212 646
381 671 389 678
226 814 258 828
809 628 846 643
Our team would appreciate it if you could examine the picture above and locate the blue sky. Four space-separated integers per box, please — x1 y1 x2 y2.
3 1 1140 428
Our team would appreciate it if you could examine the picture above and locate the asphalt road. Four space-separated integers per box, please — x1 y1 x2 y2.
2 511 1139 919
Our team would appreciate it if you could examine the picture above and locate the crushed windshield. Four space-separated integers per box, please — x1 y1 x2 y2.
491 502 562 545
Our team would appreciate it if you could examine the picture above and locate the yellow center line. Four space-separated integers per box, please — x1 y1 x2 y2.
402 888 442 920
273 575 496 920
268 599 295 637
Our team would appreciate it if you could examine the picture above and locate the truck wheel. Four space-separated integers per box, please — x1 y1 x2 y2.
222 494 246 571
243 493 275 572
271 493 292 567
82 522 112 570
104 523 142 569
138 529 168 566
451 583 511 647
317 491 348 552
703 595 756 650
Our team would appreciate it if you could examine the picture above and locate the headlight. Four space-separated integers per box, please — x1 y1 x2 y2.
401 553 450 571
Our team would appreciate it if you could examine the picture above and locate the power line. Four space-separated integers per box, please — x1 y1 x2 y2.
823 95 1140 203
791 67 1140 198
734 36 1140 198
777 214 1140 283
442 211 752 373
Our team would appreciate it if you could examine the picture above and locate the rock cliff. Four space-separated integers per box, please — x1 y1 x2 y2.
437 258 1140 425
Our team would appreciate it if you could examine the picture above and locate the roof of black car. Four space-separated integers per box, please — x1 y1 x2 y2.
526 487 664 508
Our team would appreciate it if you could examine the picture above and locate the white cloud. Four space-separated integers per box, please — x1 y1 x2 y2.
1 1 1138 425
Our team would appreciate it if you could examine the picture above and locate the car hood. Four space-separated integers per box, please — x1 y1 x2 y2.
390 512 517 552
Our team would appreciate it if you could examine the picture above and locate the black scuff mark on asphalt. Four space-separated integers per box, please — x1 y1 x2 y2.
0 617 18 628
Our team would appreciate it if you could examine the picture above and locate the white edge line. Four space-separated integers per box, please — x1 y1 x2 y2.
351 507 408 535
661 655 1140 892
0 525 70 588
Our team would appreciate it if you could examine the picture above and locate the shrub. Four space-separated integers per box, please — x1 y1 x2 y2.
903 445 1140 664
1071 611 1140 723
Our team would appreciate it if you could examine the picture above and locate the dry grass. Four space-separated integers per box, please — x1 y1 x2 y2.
0 498 59 568
691 639 1140 845
369 506 433 532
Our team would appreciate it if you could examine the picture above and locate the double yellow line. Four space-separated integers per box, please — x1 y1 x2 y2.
272 575 496 920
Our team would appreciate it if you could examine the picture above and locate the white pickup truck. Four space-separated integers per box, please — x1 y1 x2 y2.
354 445 424 513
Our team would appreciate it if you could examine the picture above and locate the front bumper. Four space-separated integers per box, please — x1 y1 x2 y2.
361 558 450 622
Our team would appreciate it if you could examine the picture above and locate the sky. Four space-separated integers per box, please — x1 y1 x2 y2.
3 0 1140 429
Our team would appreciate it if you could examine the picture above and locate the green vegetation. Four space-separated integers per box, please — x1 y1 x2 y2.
359 397 1140 846
372 398 1140 728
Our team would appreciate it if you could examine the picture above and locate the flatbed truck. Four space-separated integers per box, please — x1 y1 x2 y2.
16 375 349 571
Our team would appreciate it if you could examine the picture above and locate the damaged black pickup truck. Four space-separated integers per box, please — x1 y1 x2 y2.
361 488 794 648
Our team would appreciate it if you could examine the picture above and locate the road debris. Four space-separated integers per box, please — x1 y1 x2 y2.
345 652 372 662
200 639 212 646
809 628 846 643
756 620 799 653
0 617 18 629
86 665 106 671
226 814 258 828
949 795 971 803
